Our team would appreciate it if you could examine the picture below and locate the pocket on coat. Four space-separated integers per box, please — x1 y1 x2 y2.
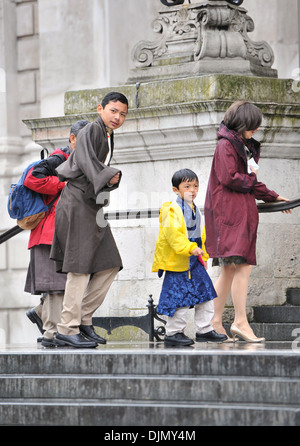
220 190 244 227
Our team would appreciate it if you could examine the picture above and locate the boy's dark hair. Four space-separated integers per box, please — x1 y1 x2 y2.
69 120 90 142
223 101 262 134
70 120 90 137
172 169 199 189
101 92 129 109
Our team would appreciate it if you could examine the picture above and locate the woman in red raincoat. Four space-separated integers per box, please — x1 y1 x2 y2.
204 101 291 343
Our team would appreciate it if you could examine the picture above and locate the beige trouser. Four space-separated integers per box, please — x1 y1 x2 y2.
57 267 119 336
165 300 214 336
34 293 64 339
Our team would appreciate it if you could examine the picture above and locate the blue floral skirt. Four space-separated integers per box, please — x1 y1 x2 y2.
156 254 217 317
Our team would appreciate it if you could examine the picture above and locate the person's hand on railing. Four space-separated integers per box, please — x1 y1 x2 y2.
275 196 292 214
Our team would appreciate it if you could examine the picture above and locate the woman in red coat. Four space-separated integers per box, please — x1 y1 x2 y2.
204 101 290 342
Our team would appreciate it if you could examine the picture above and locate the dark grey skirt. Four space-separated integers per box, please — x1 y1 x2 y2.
212 256 247 267
24 244 67 295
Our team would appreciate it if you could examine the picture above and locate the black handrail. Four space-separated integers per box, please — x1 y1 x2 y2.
256 196 300 213
0 225 23 244
1 196 299 244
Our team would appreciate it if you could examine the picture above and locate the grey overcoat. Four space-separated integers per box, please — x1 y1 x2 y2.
50 117 122 274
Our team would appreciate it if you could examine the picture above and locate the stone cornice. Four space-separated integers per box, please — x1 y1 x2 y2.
63 75 300 115
23 109 300 164
23 75 300 163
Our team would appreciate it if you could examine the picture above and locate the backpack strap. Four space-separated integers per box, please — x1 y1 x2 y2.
54 153 68 162
47 192 61 212
40 148 49 159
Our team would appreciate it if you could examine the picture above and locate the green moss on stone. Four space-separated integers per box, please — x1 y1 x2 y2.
64 74 300 116
94 325 148 342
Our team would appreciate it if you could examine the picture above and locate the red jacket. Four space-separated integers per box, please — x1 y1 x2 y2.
24 148 69 249
204 124 278 265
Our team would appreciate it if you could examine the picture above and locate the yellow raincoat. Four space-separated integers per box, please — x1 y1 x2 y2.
152 201 209 273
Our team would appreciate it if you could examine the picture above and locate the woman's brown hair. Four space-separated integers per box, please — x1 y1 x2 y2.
223 101 262 135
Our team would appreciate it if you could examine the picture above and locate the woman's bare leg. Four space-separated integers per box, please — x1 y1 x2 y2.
212 264 236 335
231 263 256 337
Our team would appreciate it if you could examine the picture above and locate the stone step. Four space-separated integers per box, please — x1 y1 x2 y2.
225 323 299 342
0 350 299 377
251 323 300 342
253 306 300 323
249 288 300 341
0 398 299 427
0 399 299 426
0 348 299 426
0 375 299 405
286 288 300 306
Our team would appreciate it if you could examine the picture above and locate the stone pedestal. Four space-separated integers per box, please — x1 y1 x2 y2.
128 1 277 83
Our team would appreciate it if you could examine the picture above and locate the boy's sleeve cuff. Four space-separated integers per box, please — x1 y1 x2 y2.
189 242 198 254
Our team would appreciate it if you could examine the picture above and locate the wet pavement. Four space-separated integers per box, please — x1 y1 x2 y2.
0 340 300 355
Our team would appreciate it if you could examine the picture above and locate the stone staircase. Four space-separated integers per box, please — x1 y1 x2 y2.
0 288 299 426
0 345 299 426
251 288 300 341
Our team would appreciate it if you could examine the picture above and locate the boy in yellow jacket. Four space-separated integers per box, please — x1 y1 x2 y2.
152 169 227 346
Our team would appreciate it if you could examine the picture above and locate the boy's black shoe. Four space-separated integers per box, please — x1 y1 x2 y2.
55 333 97 348
196 330 227 343
164 332 194 346
41 337 56 348
79 325 106 344
26 308 45 334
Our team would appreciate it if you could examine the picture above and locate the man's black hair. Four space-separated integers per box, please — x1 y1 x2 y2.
101 92 129 109
172 169 199 189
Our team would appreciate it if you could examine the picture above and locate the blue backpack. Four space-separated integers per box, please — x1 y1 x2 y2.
7 150 60 230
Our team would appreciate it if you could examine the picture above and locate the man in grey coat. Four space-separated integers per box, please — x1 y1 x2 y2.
50 92 128 348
